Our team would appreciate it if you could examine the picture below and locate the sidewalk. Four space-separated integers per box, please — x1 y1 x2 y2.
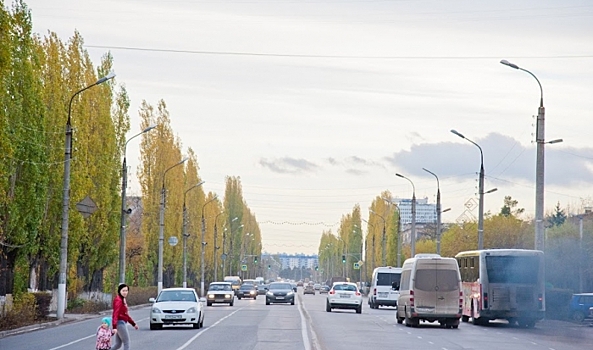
0 304 147 339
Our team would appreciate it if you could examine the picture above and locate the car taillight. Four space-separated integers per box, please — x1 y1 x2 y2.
329 290 335 295
355 292 361 296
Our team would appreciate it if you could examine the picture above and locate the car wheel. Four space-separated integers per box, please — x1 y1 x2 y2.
266 299 270 305
571 311 585 323
238 296 242 300
230 301 234 306
193 321 200 329
326 301 331 312
149 323 159 330
291 300 295 305
207 302 212 307
199 315 204 328
356 305 362 314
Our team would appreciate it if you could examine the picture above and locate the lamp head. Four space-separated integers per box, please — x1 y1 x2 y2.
143 124 157 133
450 129 465 139
500 59 519 69
395 173 404 178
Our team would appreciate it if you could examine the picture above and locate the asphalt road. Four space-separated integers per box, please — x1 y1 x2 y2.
2 290 592 350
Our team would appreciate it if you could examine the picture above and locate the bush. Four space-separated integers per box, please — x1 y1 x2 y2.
32 292 52 319
0 293 36 331
124 286 158 307
67 298 110 314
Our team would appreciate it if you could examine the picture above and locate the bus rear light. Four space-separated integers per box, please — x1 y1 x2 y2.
410 290 414 307
538 294 543 309
483 293 488 309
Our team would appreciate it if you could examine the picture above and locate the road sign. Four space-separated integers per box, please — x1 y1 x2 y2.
168 236 178 246
241 264 247 271
353 262 360 270
220 253 227 261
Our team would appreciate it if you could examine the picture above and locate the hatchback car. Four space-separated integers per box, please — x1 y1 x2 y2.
266 282 295 305
569 293 593 322
319 285 330 294
237 283 258 300
303 283 315 295
326 282 363 314
149 288 205 330
206 282 234 306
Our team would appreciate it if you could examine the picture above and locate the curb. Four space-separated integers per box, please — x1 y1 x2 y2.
0 304 148 339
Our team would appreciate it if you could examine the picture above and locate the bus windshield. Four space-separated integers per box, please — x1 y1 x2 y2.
376 272 401 286
485 255 539 284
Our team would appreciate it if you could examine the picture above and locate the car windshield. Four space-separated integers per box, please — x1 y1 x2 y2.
157 290 197 302
209 284 232 291
333 284 357 292
269 283 292 290
240 285 255 290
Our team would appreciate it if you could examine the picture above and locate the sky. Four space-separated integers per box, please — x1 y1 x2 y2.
24 0 593 255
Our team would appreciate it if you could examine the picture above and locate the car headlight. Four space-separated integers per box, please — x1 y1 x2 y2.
187 307 197 313
225 294 231 298
208 294 215 298
287 291 294 296
151 307 162 313
267 291 274 296
250 291 255 294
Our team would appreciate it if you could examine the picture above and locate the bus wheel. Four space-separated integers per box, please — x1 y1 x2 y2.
461 315 469 322
472 317 486 326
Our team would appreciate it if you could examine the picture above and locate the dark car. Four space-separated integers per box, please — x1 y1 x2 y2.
319 285 330 294
258 284 269 295
303 283 315 295
569 293 593 322
236 284 257 300
266 282 295 305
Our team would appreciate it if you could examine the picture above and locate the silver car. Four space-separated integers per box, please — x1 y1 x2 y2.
149 288 206 330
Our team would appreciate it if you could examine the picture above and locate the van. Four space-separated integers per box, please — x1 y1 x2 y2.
369 266 402 309
396 254 462 328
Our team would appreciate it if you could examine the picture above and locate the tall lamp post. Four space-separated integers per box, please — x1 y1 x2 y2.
450 129 487 250
182 181 205 288
158 157 189 293
396 173 416 257
213 211 225 282
369 210 386 266
119 124 156 285
422 168 443 255
58 71 115 320
201 195 218 296
500 60 563 251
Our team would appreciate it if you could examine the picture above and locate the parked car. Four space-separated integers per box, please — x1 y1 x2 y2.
266 282 295 305
319 285 330 294
303 283 315 295
569 293 593 322
206 282 234 306
326 282 363 314
237 283 258 300
149 287 205 330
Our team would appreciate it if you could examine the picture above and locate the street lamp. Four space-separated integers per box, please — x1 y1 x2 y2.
119 124 157 285
58 71 116 319
396 173 416 257
369 210 386 266
500 60 563 251
201 195 218 297
158 157 189 293
450 129 487 250
422 168 443 255
182 181 205 288
213 211 225 282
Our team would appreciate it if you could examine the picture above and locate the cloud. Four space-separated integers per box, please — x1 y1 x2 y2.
384 132 593 186
259 157 319 174
346 168 366 176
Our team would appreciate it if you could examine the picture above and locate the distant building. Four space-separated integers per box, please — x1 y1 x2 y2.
264 254 318 270
391 197 438 243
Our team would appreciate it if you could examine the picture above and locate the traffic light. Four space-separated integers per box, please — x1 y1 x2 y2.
342 255 346 263
254 256 258 263
315 266 318 271
268 264 271 270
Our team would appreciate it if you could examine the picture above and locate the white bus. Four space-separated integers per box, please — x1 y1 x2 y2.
455 249 545 328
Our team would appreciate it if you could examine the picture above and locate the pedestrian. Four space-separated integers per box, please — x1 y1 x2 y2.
112 283 139 350
96 317 115 350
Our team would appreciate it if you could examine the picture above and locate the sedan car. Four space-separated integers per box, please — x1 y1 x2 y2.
319 285 330 294
266 282 295 305
149 288 205 330
326 282 362 314
237 283 258 300
206 282 234 306
258 284 269 295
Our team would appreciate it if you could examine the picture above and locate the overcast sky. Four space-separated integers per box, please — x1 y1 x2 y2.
26 0 593 254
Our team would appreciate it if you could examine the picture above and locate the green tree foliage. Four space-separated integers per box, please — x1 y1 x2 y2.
223 176 246 277
548 202 567 227
500 195 524 217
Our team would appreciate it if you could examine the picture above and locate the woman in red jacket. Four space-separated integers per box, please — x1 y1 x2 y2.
112 283 138 350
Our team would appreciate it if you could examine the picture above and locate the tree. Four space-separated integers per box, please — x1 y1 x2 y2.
500 196 524 217
548 202 567 227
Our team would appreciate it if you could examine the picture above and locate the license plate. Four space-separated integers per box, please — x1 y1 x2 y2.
339 294 351 298
276 296 284 299
378 292 388 298
165 315 182 319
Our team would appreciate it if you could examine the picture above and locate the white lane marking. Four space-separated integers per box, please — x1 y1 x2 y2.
176 308 244 350
297 297 312 350
48 317 149 350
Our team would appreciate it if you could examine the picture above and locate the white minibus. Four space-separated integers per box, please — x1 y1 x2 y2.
369 266 402 309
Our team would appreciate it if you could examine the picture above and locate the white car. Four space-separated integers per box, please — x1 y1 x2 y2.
326 282 363 314
149 288 206 330
206 282 234 306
